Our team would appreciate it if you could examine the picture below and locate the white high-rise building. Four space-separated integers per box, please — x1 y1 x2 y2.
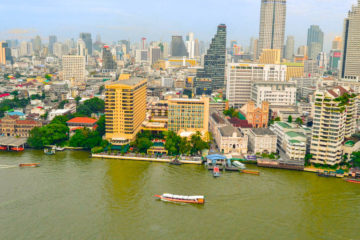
311 86 357 165
62 55 86 86
341 0 360 79
251 82 296 106
257 0 287 58
186 32 195 58
20 41 33 56
285 36 294 61
226 63 287 107
53 42 64 58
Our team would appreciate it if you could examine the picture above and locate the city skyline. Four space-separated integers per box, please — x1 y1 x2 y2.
0 0 357 50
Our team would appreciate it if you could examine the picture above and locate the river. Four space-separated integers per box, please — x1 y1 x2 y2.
0 150 359 240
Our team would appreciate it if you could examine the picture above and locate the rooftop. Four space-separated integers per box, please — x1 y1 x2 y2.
110 77 146 86
285 131 306 139
277 122 292 129
251 128 275 136
67 117 97 124
219 125 241 137
211 112 225 124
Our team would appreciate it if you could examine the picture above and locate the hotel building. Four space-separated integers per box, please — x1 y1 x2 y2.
105 78 147 145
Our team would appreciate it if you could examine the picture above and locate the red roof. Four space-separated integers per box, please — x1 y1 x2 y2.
0 93 10 98
228 118 253 128
67 117 97 125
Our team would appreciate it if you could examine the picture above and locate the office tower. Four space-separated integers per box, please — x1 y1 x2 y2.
5 40 18 48
332 36 342 50
307 25 324 60
48 35 57 55
318 52 328 69
199 41 205 56
297 45 308 57
186 32 195 58
257 0 287 58
194 39 200 57
259 49 281 64
33 35 42 53
226 63 287 107
53 42 64 58
329 50 342 72
162 42 169 58
311 86 356 165
120 40 130 54
79 33 92 55
96 34 101 43
0 42 12 65
253 39 258 60
195 24 227 94
167 96 209 133
62 55 86 86
102 46 117 70
150 47 161 65
171 36 188 57
341 0 360 79
135 49 148 64
20 41 31 56
105 78 147 145
230 40 237 55
285 36 294 61
77 39 88 58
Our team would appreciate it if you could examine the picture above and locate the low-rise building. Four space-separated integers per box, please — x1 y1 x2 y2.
240 101 269 128
66 117 98 136
251 81 297 106
0 115 42 138
247 128 277 154
216 125 248 155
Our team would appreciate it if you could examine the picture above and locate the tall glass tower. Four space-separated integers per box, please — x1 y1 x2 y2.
80 33 93 56
257 0 286 58
195 24 227 94
307 25 324 60
341 0 360 79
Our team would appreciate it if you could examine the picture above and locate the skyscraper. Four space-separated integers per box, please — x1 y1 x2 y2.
307 25 324 60
79 33 92 55
332 36 342 50
195 24 227 94
285 36 294 61
171 36 188 57
341 0 360 79
33 35 42 54
257 0 287 58
48 35 57 55
0 42 12 65
102 46 117 71
186 32 195 58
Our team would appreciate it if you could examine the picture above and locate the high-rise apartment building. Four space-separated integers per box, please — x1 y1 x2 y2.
251 81 296 106
171 36 188 57
257 0 287 58
77 39 88 58
226 63 287 107
48 35 57 55
311 86 357 165
0 42 12 65
33 35 42 54
102 46 117 71
150 47 161 65
79 33 92 55
307 25 324 60
186 32 195 58
259 49 281 64
285 36 294 61
62 55 86 86
341 0 360 79
105 78 147 145
167 96 209 134
196 24 227 94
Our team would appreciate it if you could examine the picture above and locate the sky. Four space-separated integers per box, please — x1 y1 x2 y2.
0 0 358 50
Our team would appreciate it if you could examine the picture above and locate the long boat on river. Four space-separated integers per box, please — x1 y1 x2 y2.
19 163 40 167
155 194 205 204
345 178 360 184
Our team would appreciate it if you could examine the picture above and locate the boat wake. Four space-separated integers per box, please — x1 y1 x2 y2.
0 165 18 169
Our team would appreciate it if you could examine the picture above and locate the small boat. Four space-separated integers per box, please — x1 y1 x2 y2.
19 163 40 167
11 147 24 152
0 146 7 150
241 169 260 175
55 147 65 151
44 148 55 155
345 178 360 184
213 166 220 177
155 193 205 204
232 161 246 169
169 159 182 165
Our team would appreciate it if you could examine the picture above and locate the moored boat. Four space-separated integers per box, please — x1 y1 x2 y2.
345 178 360 184
0 146 7 150
155 193 205 204
213 166 220 177
12 147 24 152
19 163 40 167
241 169 260 175
232 161 246 169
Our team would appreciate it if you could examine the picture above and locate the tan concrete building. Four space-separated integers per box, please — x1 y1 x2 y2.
105 78 147 145
240 101 269 128
167 96 209 134
283 62 305 81
259 49 281 64
247 128 277 154
62 55 86 86
0 116 42 138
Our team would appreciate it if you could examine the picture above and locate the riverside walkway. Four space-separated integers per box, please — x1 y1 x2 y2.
92 153 202 165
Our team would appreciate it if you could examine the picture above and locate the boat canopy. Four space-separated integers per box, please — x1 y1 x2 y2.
163 193 204 200
207 154 227 160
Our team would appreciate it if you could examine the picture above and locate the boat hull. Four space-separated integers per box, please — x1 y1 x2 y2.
155 195 205 204
19 163 40 167
345 179 360 184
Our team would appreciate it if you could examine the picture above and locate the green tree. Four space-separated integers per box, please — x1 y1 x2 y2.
179 137 191 155
50 115 69 125
295 117 303 125
75 96 81 105
45 74 52 80
70 128 102 149
41 124 69 146
76 104 92 116
58 100 69 109
183 89 192 99
136 138 154 153
223 108 238 118
305 154 313 166
96 115 106 136
350 152 360 167
83 97 105 113
190 131 209 155
288 115 293 123
30 94 42 100
164 131 181 156
27 127 45 149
